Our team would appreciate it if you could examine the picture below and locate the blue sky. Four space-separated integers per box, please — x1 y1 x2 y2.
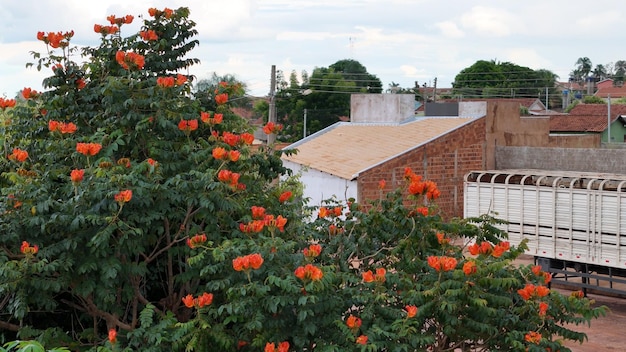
0 0 623 97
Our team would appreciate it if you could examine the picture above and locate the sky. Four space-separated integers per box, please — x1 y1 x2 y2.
0 0 624 97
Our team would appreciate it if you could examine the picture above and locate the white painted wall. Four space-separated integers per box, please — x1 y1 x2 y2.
282 160 358 207
350 94 415 123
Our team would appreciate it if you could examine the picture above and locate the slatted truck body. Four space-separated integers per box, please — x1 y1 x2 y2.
464 170 626 295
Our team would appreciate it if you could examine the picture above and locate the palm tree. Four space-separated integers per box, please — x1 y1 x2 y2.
592 64 607 81
575 57 592 81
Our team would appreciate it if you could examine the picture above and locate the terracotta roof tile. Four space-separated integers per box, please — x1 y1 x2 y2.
282 117 476 180
550 104 626 132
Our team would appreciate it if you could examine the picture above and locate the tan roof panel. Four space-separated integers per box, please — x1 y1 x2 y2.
282 117 475 180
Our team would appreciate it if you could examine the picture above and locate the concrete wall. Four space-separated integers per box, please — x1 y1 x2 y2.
496 146 626 174
350 94 415 123
283 160 358 207
358 118 486 219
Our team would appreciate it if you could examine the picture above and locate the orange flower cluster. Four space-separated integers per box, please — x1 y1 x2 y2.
8 148 28 162
212 131 254 147
232 253 264 271
114 190 132 204
139 30 158 41
178 119 198 133
303 244 322 258
49 120 77 134
36 30 74 48
251 206 265 219
107 14 134 25
70 169 84 183
328 224 344 236
538 301 549 316
415 206 429 216
76 78 86 90
279 191 292 203
20 241 39 255
108 329 117 344
239 220 264 234
186 233 207 249
362 267 386 283
468 241 510 258
436 232 450 245
531 265 552 285
294 263 323 281
22 87 39 99
318 206 343 218
76 142 102 156
262 121 283 135
378 179 386 190
356 335 368 345
212 147 240 162
115 51 145 70
405 305 418 318
517 283 550 300
200 111 223 126
571 290 584 299
524 331 541 344
181 292 213 308
217 169 244 189
427 256 458 272
7 194 22 209
404 168 440 199
148 7 174 19
462 261 477 275
157 74 187 88
93 24 118 35
264 341 289 352
0 97 16 110
215 93 229 105
346 315 362 330
264 214 287 232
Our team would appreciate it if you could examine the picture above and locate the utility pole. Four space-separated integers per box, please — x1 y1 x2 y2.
303 108 307 139
433 77 437 102
268 65 276 145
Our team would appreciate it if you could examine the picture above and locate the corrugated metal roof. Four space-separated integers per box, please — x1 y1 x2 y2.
282 117 477 180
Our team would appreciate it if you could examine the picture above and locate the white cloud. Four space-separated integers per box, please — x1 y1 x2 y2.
276 32 336 41
460 6 519 37
435 21 465 39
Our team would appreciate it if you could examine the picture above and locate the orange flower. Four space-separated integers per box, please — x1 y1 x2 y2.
178 119 198 132
294 264 323 281
222 132 240 147
571 290 584 299
22 87 39 99
279 191 292 203
228 150 240 162
186 233 207 249
277 341 289 352
524 331 541 344
212 147 227 160
114 189 132 204
303 244 322 258
535 285 550 297
239 220 265 233
416 207 429 216
197 292 213 308
356 335 368 345
108 329 117 344
176 74 187 86
328 224 343 236
405 305 418 318
263 214 288 232
0 97 16 110
427 256 458 272
492 241 510 258
76 142 102 156
140 29 158 41
362 270 374 283
8 148 28 162
181 294 195 308
462 261 477 276
346 315 362 329
116 51 145 70
251 206 266 219
517 283 535 300
200 111 224 125
240 132 254 145
318 207 329 218
148 8 158 17
59 122 77 134
263 121 283 134
436 232 449 245
265 342 275 352
531 265 542 276
157 76 175 88
146 158 156 166
378 179 386 189
215 93 229 105
542 272 552 285
76 78 86 90
375 267 386 283
20 241 39 255
70 169 84 183
538 302 548 316
233 253 264 271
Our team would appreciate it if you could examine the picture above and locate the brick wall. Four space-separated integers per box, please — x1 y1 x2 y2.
496 146 626 174
358 118 486 219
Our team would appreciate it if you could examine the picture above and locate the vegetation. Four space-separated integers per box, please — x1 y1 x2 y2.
0 6 607 352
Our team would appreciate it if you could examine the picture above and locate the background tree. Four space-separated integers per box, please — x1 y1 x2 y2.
571 57 592 84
